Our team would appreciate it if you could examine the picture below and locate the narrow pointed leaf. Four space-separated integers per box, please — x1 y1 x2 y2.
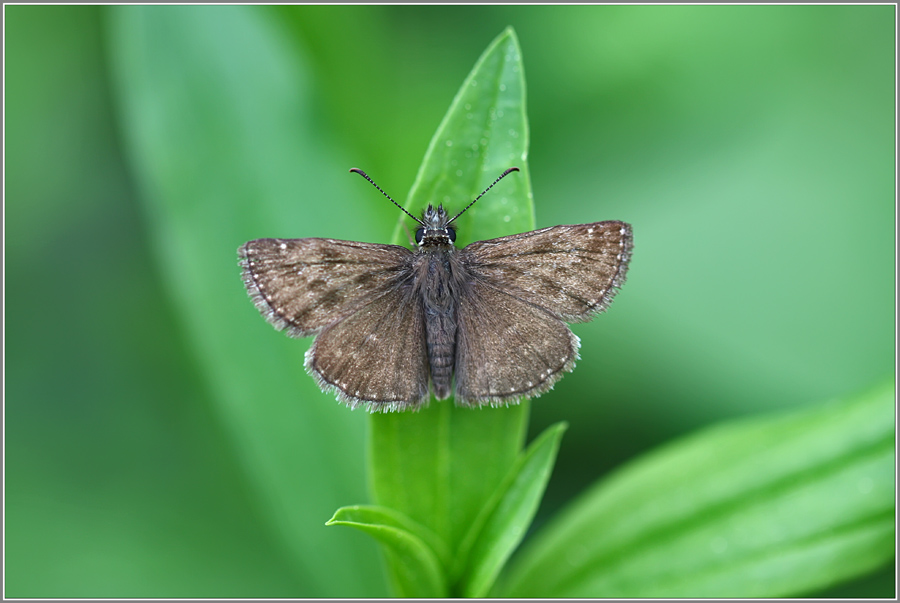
500 380 895 597
456 422 567 597
328 506 448 598
368 27 535 596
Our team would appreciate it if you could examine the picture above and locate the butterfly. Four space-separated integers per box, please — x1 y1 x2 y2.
238 167 632 412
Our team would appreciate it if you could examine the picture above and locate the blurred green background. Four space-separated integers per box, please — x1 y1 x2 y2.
5 5 894 597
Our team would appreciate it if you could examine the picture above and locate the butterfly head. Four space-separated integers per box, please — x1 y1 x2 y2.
416 204 457 247
349 166 520 250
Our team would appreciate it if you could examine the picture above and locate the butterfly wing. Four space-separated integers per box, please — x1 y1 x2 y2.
239 237 412 336
239 237 429 411
452 221 632 405
461 221 633 321
306 280 429 411
453 276 579 405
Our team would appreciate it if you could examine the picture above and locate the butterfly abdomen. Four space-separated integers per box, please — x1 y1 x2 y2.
421 252 459 400
425 310 456 400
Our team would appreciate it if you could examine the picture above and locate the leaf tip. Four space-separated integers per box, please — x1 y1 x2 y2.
547 421 569 441
326 505 360 526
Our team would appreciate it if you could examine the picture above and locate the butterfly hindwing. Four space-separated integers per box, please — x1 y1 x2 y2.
306 279 430 411
453 275 579 405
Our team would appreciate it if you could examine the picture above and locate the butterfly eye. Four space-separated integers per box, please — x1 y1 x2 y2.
415 227 426 245
447 227 457 243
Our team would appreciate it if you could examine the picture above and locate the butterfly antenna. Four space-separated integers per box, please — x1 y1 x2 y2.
350 168 424 225
448 167 520 224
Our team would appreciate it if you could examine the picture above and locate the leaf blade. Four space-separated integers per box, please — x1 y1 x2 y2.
456 422 568 597
368 27 536 596
396 25 533 246
500 380 896 597
107 6 384 595
327 506 449 598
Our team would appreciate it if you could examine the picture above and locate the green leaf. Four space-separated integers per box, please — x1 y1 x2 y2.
368 27 536 597
327 506 449 598
500 380 895 597
368 401 529 596
394 25 534 246
106 6 385 596
455 422 567 597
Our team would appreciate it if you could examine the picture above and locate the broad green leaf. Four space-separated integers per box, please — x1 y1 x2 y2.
500 380 895 597
455 422 567 597
327 506 449 597
369 402 528 563
107 6 384 596
368 27 535 596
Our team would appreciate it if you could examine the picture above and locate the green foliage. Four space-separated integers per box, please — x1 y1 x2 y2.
500 380 895 597
454 422 567 597
327 506 449 597
328 420 566 598
105 6 385 596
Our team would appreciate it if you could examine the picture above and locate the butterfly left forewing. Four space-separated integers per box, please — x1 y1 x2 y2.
461 221 632 321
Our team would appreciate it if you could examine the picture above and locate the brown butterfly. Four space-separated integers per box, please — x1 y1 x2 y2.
238 168 632 412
